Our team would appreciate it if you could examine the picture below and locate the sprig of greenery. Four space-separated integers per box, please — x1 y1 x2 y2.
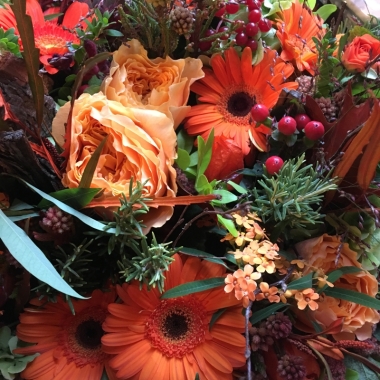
0 28 21 57
251 155 338 241
118 233 178 293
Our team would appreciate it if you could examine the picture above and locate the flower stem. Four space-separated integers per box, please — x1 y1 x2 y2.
245 301 252 380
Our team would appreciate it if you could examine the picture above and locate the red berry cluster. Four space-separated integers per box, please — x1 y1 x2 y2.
277 114 325 140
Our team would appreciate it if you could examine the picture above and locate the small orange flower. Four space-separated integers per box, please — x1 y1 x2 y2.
291 259 305 269
295 288 320 311
316 274 334 288
256 258 277 274
256 282 281 303
275 0 325 75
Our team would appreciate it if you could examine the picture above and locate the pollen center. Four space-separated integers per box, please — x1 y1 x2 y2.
145 297 207 358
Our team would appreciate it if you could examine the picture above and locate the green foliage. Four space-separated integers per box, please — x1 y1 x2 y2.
324 287 380 309
314 4 337 21
251 155 338 241
348 25 375 42
313 31 340 97
0 327 38 380
0 0 11 8
262 0 292 17
0 28 21 57
76 8 123 42
287 272 313 290
249 304 289 325
344 355 380 380
118 234 178 293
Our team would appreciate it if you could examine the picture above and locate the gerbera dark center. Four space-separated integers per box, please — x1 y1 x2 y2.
162 312 189 340
227 92 254 116
75 319 103 349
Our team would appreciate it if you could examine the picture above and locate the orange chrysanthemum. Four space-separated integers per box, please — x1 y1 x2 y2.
275 0 325 75
102 254 246 380
184 47 297 155
15 290 117 380
0 0 88 74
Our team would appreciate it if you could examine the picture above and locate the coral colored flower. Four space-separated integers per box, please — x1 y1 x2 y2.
256 282 281 303
0 0 89 74
53 92 177 231
275 0 325 75
102 254 246 380
15 290 117 380
185 47 297 155
296 234 380 340
102 39 204 128
295 288 319 310
204 135 244 181
341 34 380 72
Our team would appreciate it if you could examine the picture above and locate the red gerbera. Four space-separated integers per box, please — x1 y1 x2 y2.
0 0 89 74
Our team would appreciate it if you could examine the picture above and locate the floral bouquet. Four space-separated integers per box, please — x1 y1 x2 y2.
0 0 380 379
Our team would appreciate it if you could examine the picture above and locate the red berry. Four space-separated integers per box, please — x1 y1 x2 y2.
198 40 212 51
236 25 246 34
225 1 239 14
251 104 269 122
258 18 271 32
205 29 216 38
247 0 260 11
215 4 226 17
248 9 261 23
304 121 325 140
246 39 258 50
235 32 248 47
218 26 230 40
294 114 311 131
245 22 259 37
278 116 297 135
265 156 284 175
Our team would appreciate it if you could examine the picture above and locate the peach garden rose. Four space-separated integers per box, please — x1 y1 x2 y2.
52 92 177 229
102 39 204 129
295 234 379 340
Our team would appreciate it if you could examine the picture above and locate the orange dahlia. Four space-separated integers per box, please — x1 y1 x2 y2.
184 47 297 155
102 254 246 380
0 0 89 74
275 0 325 75
15 289 117 380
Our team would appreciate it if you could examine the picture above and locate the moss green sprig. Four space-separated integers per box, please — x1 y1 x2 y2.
251 154 338 241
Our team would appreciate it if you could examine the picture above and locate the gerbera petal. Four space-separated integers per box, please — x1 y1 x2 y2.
101 331 145 346
241 47 254 83
198 343 233 373
62 1 90 29
22 350 57 378
164 252 184 290
210 324 246 346
224 47 243 84
139 350 168 379
181 256 203 283
27 0 44 25
210 54 230 88
127 284 161 310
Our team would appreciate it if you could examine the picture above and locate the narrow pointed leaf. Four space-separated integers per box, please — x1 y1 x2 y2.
209 308 227 330
287 272 313 290
180 247 228 268
0 210 85 299
324 287 380 309
250 303 289 325
79 135 108 188
161 277 225 299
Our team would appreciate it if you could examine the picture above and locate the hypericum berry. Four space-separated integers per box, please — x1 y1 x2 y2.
246 39 258 50
225 1 239 14
248 9 261 23
215 4 226 17
294 113 311 131
251 104 269 122
258 18 271 32
235 32 248 46
247 0 260 11
218 26 230 40
278 116 297 135
265 156 284 175
235 25 246 34
246 22 259 37
304 121 325 140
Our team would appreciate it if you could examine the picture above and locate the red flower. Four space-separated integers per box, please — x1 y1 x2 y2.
0 0 89 74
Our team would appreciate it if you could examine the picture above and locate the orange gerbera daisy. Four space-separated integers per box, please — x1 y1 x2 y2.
15 289 117 380
102 254 246 380
184 47 297 155
275 0 325 75
0 0 89 74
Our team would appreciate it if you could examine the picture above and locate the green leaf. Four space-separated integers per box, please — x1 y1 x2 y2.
345 369 359 380
305 0 316 10
211 190 238 205
209 308 227 330
103 29 124 37
161 277 225 299
217 214 238 237
344 355 380 380
324 287 380 309
11 0 45 129
327 266 362 283
197 129 214 177
176 148 191 171
195 174 212 194
250 303 289 325
314 4 337 21
180 247 228 268
0 210 86 299
44 12 63 21
287 272 313 290
177 129 194 154
79 135 108 188
263 0 292 16
227 181 247 194
37 188 101 209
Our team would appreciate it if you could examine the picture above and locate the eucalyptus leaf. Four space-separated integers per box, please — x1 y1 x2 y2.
314 4 337 21
324 287 380 309
0 210 86 299
161 277 225 299
287 272 313 290
250 303 289 325
180 247 228 268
